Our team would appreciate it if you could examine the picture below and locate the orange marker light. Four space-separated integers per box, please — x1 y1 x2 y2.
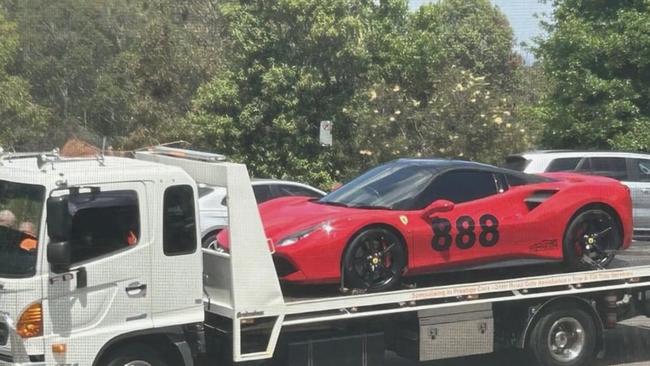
17 303 43 338
52 343 67 354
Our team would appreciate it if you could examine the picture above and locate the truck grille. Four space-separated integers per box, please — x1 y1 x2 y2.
0 322 7 346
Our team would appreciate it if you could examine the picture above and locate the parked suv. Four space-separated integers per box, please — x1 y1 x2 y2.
504 150 650 239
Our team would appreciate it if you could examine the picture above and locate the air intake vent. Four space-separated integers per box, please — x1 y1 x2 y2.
524 190 557 211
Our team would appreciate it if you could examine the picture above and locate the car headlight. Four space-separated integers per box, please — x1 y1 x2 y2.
276 221 333 247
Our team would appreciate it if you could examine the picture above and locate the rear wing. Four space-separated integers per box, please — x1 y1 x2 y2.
135 147 286 361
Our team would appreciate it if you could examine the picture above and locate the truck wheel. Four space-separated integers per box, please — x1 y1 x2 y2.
527 307 597 366
103 343 169 366
342 227 406 292
563 208 621 270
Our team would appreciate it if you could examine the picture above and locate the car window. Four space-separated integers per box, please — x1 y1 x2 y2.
546 157 582 172
580 157 628 180
275 184 323 198
253 185 273 203
423 170 498 205
634 159 650 182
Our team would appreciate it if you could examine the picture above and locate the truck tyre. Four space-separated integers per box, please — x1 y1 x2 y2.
103 343 169 366
527 306 597 366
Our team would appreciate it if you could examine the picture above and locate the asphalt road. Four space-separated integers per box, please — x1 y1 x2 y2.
384 241 650 366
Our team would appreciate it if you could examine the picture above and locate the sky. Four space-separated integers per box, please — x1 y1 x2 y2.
408 0 554 62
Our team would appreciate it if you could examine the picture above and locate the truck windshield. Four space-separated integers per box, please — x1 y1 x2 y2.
0 180 45 278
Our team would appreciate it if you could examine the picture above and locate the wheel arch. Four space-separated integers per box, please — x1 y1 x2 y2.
93 325 194 366
520 296 605 353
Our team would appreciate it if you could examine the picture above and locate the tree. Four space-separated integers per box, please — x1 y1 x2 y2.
537 0 650 151
187 0 386 187
2 0 224 149
346 0 534 169
0 9 49 150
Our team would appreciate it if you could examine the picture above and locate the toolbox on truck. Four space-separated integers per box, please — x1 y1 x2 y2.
395 303 493 361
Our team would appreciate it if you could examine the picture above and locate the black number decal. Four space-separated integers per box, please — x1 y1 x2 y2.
479 214 500 247
430 218 452 251
430 214 500 251
455 216 476 249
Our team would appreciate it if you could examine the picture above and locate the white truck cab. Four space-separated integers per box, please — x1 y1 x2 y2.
0 152 203 365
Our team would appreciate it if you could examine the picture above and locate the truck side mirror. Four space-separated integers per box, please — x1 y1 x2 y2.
47 241 71 273
422 199 455 219
47 196 71 242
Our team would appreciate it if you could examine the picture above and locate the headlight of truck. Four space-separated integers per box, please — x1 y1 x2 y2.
276 221 333 247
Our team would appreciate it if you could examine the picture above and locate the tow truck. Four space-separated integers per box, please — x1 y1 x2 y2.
1 146 650 366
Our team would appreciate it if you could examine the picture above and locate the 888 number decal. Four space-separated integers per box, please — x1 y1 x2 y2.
431 214 499 251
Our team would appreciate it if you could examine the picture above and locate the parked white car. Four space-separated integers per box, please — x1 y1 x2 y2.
199 179 326 248
505 150 650 239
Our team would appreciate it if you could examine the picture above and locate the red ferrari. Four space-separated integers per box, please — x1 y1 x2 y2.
216 159 633 291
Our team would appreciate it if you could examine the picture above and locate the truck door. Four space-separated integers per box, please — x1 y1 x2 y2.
44 183 152 364
149 184 203 328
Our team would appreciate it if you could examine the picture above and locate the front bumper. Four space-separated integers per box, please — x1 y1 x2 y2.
0 353 45 366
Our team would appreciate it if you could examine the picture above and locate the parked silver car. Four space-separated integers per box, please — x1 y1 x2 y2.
505 150 650 239
199 179 326 248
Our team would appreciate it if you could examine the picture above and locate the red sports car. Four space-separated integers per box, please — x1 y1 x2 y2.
216 159 633 291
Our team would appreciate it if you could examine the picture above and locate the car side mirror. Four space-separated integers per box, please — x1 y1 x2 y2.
47 196 72 242
47 241 71 273
423 199 455 218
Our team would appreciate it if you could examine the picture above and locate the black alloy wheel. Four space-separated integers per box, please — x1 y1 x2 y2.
342 227 406 292
563 208 621 270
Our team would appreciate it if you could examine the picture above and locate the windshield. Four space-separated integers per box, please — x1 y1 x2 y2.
319 162 438 210
0 180 45 278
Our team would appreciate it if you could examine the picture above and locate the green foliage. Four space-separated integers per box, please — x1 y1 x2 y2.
1 0 540 187
2 0 223 148
188 0 386 187
345 0 534 174
0 9 49 150
537 0 650 150
188 0 536 186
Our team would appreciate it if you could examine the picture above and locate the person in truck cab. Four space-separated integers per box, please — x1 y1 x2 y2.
0 209 16 228
18 221 38 251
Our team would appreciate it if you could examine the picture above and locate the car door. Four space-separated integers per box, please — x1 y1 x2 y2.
44 183 152 364
411 169 525 272
626 158 650 235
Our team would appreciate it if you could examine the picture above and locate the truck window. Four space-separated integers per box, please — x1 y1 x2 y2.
68 190 140 264
163 185 197 256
